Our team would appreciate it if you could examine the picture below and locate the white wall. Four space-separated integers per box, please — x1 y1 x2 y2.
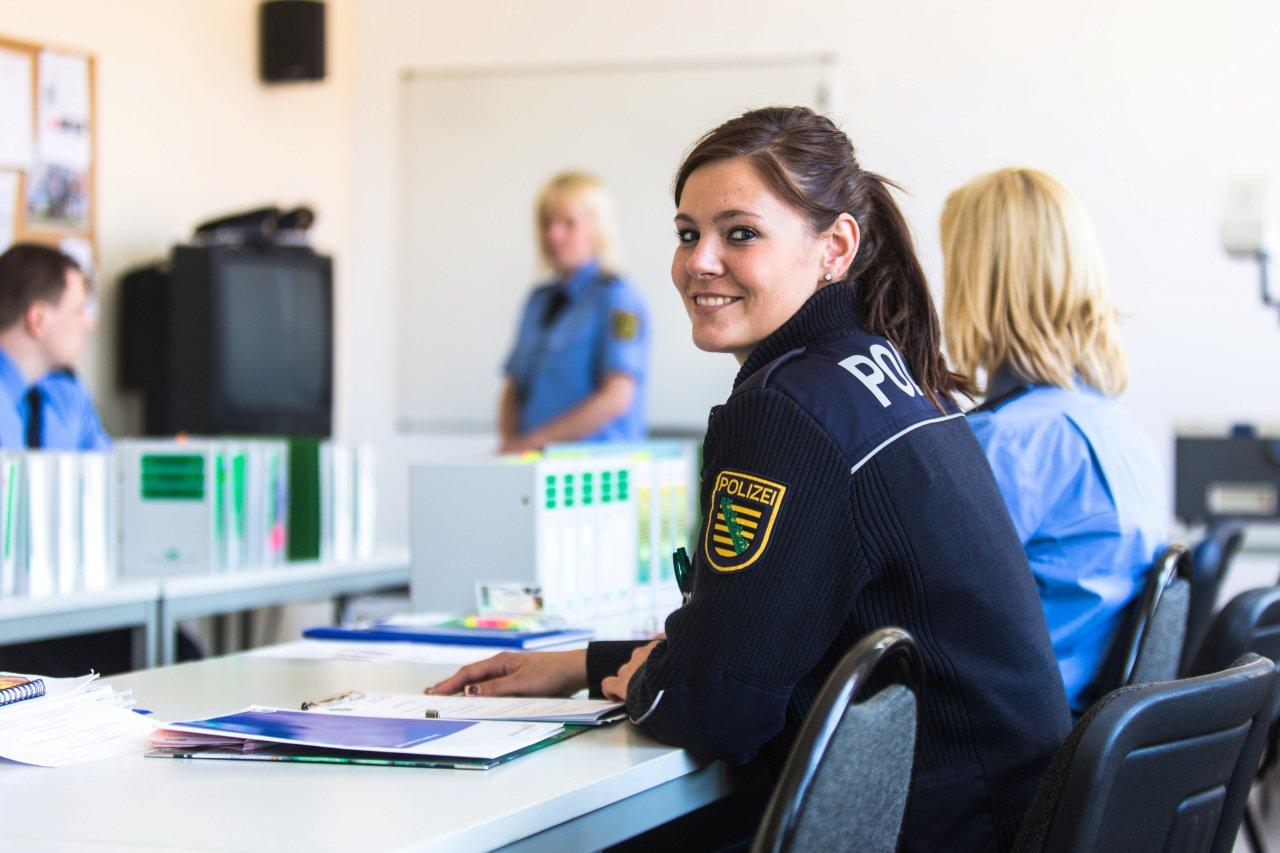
5 1 1276 549
0 0 354 436
351 0 1280 545
349 0 861 545
843 0 1280 442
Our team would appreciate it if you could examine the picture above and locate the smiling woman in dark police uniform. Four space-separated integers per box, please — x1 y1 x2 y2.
498 172 650 453
436 109 1070 850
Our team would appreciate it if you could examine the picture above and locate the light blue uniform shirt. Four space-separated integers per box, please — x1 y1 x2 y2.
503 260 650 442
967 369 1167 712
0 347 111 450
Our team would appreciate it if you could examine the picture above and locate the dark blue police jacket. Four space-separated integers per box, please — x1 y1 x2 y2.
587 283 1070 851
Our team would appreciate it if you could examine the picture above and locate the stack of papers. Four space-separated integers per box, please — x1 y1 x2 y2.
0 672 156 767
149 706 576 770
306 691 625 726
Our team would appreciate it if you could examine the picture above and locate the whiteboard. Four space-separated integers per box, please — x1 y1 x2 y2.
397 57 837 432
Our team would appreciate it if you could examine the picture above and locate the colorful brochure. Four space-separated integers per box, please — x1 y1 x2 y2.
160 706 565 761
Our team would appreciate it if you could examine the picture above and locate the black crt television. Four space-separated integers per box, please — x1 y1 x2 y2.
162 244 333 436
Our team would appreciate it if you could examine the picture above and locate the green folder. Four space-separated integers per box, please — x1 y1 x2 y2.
288 437 323 561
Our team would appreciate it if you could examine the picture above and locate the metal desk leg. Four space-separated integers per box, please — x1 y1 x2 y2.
240 611 254 651
129 600 159 671
214 614 228 655
159 603 177 667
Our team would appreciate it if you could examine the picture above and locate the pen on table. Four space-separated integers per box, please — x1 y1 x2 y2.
300 690 364 711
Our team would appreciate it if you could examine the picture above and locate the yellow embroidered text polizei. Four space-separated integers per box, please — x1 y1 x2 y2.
703 470 787 572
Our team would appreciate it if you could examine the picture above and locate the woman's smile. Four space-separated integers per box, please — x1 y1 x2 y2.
690 292 744 315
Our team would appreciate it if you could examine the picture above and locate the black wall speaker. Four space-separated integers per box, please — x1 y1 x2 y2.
259 1 326 83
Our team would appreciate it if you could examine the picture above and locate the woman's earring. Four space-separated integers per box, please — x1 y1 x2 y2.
823 272 833 282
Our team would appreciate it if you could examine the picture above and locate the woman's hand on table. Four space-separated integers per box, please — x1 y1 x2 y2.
600 640 661 703
425 649 588 697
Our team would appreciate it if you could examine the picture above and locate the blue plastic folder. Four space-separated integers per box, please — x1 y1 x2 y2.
160 706 571 766
303 621 594 650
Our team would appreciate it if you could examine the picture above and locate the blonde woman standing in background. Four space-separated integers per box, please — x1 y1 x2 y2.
942 167 1169 714
499 172 650 452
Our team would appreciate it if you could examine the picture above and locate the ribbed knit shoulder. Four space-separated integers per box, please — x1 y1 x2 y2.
740 330 965 475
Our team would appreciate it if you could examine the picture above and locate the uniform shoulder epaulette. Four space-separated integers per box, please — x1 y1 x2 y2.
742 332 966 475
729 348 806 399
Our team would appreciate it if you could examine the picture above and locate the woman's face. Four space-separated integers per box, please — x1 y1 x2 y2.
539 200 596 276
672 157 833 363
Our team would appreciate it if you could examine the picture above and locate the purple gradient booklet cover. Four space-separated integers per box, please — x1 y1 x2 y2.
161 706 564 760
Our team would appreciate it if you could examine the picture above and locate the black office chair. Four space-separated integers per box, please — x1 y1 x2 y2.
1188 586 1280 853
751 627 922 853
1093 544 1192 699
1012 653 1278 853
1182 522 1247 674
1189 586 1280 678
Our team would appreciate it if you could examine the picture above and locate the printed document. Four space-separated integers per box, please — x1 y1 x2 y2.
0 676 156 767
163 706 563 761
308 691 624 725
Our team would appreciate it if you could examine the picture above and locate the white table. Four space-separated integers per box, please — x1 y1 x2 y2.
0 653 744 851
0 581 160 668
156 551 411 665
0 552 411 670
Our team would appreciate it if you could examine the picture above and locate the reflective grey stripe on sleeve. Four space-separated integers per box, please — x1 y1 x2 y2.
630 689 665 725
849 412 966 475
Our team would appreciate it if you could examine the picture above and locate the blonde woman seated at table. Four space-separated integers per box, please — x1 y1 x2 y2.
941 167 1169 713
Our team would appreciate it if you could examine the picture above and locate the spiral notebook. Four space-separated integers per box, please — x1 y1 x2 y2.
0 675 46 708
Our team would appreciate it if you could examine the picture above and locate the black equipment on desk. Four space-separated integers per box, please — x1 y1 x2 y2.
1175 426 1280 525
119 243 333 437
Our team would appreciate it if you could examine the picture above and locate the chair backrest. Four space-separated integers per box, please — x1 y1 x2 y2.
1114 544 1192 688
1183 523 1247 673
1012 653 1278 853
751 627 922 853
1189 586 1280 679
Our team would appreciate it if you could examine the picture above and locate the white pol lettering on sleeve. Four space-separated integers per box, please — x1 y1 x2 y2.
839 354 891 407
839 342 921 407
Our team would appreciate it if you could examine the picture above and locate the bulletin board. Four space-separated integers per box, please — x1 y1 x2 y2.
0 34 96 272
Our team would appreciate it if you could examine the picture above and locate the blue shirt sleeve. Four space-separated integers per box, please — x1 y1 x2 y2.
35 372 112 451
967 410 1090 544
76 387 112 450
597 282 650 381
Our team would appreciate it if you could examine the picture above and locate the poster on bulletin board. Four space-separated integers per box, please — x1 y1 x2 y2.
0 34 96 273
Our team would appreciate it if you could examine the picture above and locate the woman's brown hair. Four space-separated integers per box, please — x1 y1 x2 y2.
674 106 973 408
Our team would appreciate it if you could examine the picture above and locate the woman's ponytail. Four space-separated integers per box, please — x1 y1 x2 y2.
851 173 975 408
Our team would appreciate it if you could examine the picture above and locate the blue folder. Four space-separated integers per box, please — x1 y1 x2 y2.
303 622 594 650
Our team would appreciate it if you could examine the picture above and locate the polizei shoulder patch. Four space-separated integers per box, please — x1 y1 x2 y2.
704 470 787 572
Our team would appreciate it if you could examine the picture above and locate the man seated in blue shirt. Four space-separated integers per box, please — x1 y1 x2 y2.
940 169 1169 713
0 243 110 450
0 244 196 675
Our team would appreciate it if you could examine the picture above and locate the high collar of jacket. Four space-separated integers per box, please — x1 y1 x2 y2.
985 366 1032 401
733 282 862 389
984 365 1105 401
